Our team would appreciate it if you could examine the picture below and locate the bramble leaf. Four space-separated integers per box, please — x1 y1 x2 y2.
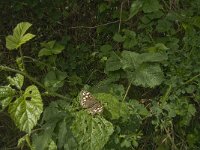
8 85 43 133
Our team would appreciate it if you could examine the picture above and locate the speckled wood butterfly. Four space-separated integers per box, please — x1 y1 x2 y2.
80 90 103 115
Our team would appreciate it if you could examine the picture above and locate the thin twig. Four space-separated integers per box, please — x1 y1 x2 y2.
69 20 120 29
118 2 124 32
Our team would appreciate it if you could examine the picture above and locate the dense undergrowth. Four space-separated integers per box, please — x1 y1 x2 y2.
0 0 200 150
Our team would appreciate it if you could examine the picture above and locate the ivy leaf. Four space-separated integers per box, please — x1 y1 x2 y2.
127 64 164 88
142 0 162 13
44 70 67 92
71 111 114 150
6 22 35 50
7 74 24 90
8 85 43 133
129 0 143 19
38 40 65 57
0 86 15 110
95 93 129 120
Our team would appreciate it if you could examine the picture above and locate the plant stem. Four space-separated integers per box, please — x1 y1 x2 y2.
19 46 26 71
183 73 200 85
0 65 69 100
122 82 132 102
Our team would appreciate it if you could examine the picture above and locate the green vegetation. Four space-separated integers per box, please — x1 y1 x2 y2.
0 0 200 149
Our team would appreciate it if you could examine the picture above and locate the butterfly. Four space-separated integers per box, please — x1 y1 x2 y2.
80 90 103 115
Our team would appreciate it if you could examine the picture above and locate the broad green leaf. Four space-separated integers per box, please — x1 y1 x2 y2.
57 118 77 150
38 40 65 57
6 22 35 50
121 51 141 70
113 33 125 42
139 52 168 63
129 0 143 19
95 93 129 120
44 70 67 92
128 64 164 87
7 74 24 89
142 0 162 13
147 43 169 52
105 53 122 72
0 86 15 110
71 111 114 150
8 85 43 133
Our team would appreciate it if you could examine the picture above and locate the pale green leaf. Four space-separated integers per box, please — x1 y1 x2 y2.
71 111 114 150
6 22 35 50
8 85 43 133
0 86 15 110
7 74 24 89
139 52 168 63
48 139 57 150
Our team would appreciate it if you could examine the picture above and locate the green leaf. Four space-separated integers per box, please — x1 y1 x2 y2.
122 29 137 49
71 111 114 150
7 74 24 90
95 93 129 120
48 139 57 150
8 85 43 133
44 70 67 92
128 64 164 88
139 52 168 63
142 0 162 13
113 33 125 42
105 53 122 72
6 22 35 50
0 86 15 110
38 40 65 57
129 0 143 19
121 51 141 70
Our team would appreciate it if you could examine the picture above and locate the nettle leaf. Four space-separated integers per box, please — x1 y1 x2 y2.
95 93 129 120
7 74 24 90
129 0 143 19
142 0 162 13
48 139 57 150
8 85 43 133
105 53 122 72
38 40 65 57
127 64 164 88
71 111 114 150
6 22 35 50
0 86 15 110
44 70 67 92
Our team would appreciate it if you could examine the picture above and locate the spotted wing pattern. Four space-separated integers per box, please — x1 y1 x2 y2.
80 90 103 115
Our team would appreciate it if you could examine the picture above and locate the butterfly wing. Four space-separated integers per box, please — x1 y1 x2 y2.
80 90 103 115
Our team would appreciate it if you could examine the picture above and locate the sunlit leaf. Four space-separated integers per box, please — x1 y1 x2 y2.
7 74 24 90
6 22 35 50
8 85 43 133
